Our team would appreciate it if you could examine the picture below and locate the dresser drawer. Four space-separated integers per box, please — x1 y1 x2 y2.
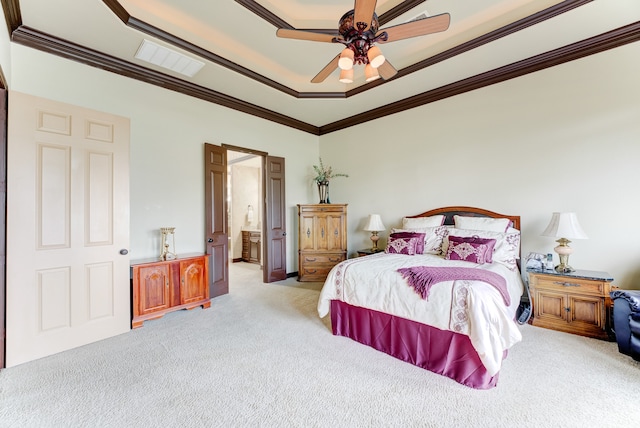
533 275 606 296
300 253 345 265
299 204 347 214
299 266 336 280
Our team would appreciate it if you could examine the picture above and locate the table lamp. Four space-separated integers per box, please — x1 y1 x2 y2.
541 212 588 273
364 214 385 252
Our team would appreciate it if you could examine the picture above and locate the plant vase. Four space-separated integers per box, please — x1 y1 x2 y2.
317 180 330 204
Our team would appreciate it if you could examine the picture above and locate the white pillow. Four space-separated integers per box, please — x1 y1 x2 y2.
391 226 448 255
443 227 521 270
453 215 511 233
402 215 445 229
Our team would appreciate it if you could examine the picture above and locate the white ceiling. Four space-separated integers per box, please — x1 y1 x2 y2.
12 0 640 131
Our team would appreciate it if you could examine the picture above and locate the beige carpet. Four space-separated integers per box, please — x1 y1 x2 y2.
1 262 639 428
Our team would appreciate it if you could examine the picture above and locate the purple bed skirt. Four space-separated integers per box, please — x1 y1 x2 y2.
330 300 500 389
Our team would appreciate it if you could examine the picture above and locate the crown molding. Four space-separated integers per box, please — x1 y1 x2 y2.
4 1 638 135
10 25 319 134
320 21 640 134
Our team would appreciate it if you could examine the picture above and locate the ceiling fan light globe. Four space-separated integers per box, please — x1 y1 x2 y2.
367 46 385 68
338 48 354 70
339 68 354 84
365 64 380 82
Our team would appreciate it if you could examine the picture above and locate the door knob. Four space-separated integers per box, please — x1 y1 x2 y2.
119 249 129 255
207 238 214 243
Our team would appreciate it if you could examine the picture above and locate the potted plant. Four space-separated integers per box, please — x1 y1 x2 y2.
312 157 348 203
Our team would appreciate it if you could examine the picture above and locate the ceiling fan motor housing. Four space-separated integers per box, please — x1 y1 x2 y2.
338 10 380 65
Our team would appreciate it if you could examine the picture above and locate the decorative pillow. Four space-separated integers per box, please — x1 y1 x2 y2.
385 236 420 255
402 215 445 229
388 232 426 254
453 215 511 233
443 228 521 270
445 235 496 264
390 226 448 255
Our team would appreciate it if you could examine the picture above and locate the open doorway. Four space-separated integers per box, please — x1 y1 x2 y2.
227 150 263 271
204 143 287 297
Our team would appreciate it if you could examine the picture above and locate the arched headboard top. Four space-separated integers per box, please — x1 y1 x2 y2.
406 206 521 231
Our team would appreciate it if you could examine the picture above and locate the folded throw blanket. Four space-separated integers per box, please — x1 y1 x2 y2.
397 266 510 306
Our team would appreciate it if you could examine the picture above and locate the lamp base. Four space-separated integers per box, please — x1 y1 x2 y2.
554 238 575 273
555 264 575 273
370 231 380 252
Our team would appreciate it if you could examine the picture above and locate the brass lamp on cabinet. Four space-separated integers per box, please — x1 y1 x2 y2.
160 227 177 261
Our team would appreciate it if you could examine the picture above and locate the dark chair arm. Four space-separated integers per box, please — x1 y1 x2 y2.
610 290 640 312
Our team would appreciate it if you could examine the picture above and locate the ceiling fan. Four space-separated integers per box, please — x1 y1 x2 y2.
276 0 450 84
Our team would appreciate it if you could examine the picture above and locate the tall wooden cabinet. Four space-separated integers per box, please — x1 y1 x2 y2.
131 253 210 328
297 204 347 282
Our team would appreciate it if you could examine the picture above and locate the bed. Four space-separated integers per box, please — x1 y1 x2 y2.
317 206 524 389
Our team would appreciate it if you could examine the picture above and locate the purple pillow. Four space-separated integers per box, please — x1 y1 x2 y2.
388 232 426 254
445 235 496 264
385 236 421 255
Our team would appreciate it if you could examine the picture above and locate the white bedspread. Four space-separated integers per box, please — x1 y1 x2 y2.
317 253 524 375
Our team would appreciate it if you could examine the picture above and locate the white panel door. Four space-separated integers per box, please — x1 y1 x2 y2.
6 91 130 366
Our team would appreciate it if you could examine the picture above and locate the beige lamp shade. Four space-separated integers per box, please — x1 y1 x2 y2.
339 68 354 83
367 46 385 68
364 214 385 232
365 64 380 82
542 212 588 239
338 48 354 70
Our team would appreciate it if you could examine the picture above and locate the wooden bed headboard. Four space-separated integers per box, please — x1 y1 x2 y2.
406 206 520 231
407 206 521 269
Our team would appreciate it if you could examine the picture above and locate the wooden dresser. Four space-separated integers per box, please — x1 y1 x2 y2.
297 204 347 282
528 269 614 340
130 253 210 328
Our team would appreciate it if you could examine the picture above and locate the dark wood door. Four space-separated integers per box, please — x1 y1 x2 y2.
263 156 287 282
204 143 228 297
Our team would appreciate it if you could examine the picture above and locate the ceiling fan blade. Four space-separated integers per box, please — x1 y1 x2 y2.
276 28 337 43
354 0 377 32
377 60 397 80
311 55 341 83
378 13 450 43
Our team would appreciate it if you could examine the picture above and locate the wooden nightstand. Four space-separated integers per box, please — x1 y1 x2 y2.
527 268 614 340
357 248 384 257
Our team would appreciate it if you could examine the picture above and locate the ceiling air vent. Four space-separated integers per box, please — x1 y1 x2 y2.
407 10 430 22
134 40 205 77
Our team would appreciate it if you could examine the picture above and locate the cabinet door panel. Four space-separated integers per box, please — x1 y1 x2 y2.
315 216 329 250
327 215 345 251
180 259 207 305
299 215 316 250
536 290 567 322
138 265 170 315
570 295 602 327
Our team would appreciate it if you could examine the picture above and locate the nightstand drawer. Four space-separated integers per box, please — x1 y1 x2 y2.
533 276 606 296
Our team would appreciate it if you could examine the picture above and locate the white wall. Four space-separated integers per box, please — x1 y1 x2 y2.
8 44 320 272
5 38 640 289
320 42 640 289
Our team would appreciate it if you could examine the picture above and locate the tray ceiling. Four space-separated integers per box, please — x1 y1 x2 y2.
5 0 640 134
